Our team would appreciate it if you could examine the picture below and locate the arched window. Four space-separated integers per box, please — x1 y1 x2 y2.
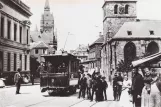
125 5 129 14
124 42 136 64
114 5 118 14
147 41 159 55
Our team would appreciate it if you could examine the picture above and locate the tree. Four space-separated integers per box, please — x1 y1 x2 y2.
116 60 131 73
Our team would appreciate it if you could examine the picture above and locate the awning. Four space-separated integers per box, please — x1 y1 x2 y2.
132 52 161 67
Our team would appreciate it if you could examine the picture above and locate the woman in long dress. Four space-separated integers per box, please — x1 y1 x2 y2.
119 75 132 107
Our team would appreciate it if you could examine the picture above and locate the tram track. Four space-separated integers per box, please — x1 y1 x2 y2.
68 99 99 107
68 99 85 107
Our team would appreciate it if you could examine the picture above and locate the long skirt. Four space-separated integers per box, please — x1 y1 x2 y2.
119 88 133 107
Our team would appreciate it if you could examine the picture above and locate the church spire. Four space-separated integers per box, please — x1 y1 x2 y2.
44 0 50 11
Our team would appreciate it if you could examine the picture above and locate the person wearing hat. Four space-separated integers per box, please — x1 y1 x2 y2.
95 75 104 102
78 73 87 99
14 68 22 94
102 76 108 100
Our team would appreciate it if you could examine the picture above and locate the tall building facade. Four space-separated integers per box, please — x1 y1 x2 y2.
101 0 137 79
31 0 57 51
0 0 32 83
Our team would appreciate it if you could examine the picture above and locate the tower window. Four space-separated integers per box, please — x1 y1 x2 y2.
149 30 154 35
125 5 129 14
127 31 132 35
114 5 118 14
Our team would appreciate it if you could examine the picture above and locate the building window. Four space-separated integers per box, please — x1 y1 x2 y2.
19 26 22 43
14 53 17 71
7 20 11 39
114 5 118 14
104 9 106 17
149 30 154 35
1 17 4 37
125 5 129 14
43 49 47 54
14 24 17 41
7 53 10 71
127 31 132 35
25 55 27 70
19 54 22 69
27 29 29 44
35 49 38 54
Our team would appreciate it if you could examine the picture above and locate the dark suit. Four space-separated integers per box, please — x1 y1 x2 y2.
132 73 144 107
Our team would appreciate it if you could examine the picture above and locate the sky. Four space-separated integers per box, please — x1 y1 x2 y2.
22 0 161 51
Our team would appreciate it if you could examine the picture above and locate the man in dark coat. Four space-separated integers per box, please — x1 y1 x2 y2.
95 75 104 102
132 68 144 107
91 75 97 101
102 76 108 100
117 72 123 101
14 68 22 94
78 74 87 98
113 73 118 101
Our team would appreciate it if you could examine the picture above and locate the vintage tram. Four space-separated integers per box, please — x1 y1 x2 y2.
40 52 80 95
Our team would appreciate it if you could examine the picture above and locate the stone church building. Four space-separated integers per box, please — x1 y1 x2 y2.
101 0 161 80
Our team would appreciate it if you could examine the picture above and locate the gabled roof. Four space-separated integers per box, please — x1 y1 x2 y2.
113 20 161 40
30 41 49 49
89 36 104 47
30 31 54 44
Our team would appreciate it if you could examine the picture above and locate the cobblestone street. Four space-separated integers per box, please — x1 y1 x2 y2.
0 83 133 107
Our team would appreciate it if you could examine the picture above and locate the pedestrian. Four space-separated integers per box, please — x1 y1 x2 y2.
149 68 161 107
141 67 152 107
113 73 118 101
90 74 97 101
78 74 87 99
119 75 132 107
14 68 22 94
131 68 144 107
36 62 45 74
102 76 108 101
117 72 123 101
86 74 92 100
95 75 104 102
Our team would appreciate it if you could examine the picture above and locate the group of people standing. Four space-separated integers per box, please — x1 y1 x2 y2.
132 67 161 107
113 67 161 107
78 71 108 102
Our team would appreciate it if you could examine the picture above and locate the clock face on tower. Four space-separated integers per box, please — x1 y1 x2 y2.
119 6 125 14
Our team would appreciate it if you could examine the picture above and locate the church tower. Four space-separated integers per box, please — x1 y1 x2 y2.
101 0 137 79
102 0 137 40
40 0 54 33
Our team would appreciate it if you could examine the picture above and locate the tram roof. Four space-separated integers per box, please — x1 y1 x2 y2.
41 53 79 61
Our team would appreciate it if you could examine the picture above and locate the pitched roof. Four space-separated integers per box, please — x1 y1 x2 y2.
89 36 104 47
113 20 161 40
30 31 53 44
30 41 49 49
